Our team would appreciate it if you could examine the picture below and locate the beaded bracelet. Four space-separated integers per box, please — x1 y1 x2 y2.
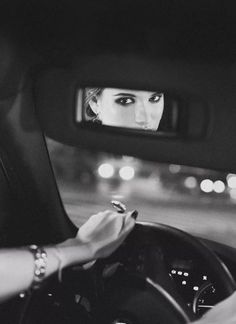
29 244 47 290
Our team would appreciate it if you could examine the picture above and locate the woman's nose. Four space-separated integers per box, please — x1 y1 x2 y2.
135 103 148 126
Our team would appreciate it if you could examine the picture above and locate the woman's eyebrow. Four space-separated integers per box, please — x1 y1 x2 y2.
151 92 163 95
114 93 136 97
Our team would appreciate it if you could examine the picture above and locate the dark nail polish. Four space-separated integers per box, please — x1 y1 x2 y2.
131 210 138 219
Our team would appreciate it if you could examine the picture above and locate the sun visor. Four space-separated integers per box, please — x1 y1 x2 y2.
34 55 236 172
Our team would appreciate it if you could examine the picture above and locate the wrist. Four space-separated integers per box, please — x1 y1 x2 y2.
56 239 94 268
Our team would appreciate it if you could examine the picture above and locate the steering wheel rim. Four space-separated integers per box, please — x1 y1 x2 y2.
137 221 236 293
20 221 236 324
92 221 236 324
137 221 236 294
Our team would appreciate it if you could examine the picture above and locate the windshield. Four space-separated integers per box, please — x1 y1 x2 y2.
46 137 236 248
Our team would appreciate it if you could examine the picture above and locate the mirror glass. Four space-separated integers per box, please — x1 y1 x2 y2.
76 87 181 134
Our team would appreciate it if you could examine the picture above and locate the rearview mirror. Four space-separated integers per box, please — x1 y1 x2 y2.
76 87 182 136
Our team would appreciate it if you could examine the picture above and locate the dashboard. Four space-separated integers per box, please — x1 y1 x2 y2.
167 237 236 318
169 258 219 316
3 234 236 324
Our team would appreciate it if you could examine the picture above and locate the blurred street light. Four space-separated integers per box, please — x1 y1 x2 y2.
227 174 236 189
119 166 135 181
184 176 197 189
98 163 114 179
200 179 213 193
213 180 225 193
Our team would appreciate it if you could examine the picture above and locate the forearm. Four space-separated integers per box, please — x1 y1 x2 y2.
0 210 135 303
0 242 92 303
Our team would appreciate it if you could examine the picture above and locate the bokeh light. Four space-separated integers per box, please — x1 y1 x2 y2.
227 174 236 189
184 176 197 189
213 180 225 193
200 179 213 193
98 163 114 178
169 164 181 174
119 166 135 181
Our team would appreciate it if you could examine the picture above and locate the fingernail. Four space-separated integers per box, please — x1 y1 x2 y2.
131 210 138 220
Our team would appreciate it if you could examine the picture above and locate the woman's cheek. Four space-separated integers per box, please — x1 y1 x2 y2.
151 106 162 120
110 103 124 115
157 103 164 117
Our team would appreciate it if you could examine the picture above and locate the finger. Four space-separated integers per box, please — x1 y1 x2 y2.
121 214 135 235
124 210 138 224
127 210 138 221
109 219 135 252
112 212 133 236
113 213 126 235
131 210 138 219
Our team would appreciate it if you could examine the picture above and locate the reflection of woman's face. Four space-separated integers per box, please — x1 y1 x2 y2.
90 88 164 130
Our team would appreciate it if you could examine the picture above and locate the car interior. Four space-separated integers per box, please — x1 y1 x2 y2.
0 1 236 323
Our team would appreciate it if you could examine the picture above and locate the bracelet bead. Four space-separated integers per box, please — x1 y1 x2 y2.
29 245 47 290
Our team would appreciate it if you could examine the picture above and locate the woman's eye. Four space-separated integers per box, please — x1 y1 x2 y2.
149 94 162 103
115 97 135 106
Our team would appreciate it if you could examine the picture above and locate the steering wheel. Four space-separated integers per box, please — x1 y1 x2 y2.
20 222 236 324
